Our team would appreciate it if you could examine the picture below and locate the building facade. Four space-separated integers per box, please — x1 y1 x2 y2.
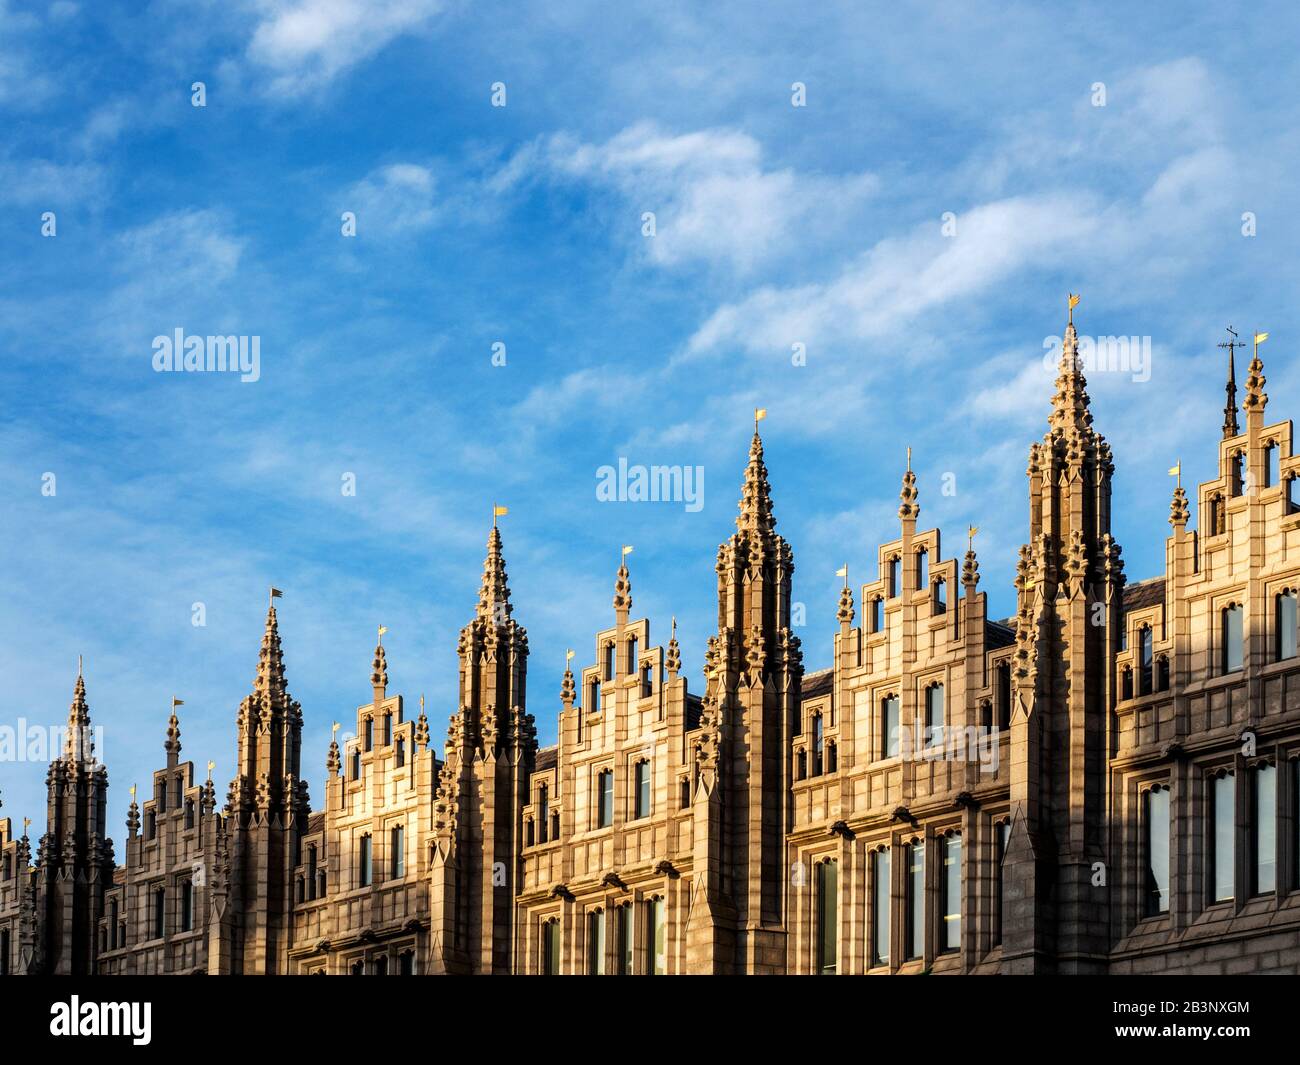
4 314 1300 975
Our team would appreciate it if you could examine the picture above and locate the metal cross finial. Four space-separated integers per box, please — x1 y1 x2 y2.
1218 325 1244 360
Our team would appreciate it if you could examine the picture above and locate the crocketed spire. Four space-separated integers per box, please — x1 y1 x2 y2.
1243 346 1268 413
736 431 777 544
1223 341 1240 438
371 640 388 701
254 602 287 696
477 525 512 623
63 670 92 762
1049 319 1094 435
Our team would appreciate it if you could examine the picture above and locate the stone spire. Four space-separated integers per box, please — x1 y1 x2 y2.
477 525 512 624
254 601 287 697
371 639 388 702
665 616 681 677
1049 319 1094 435
63 667 92 763
1223 340 1240 438
737 430 777 547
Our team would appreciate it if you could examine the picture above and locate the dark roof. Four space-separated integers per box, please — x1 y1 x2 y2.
801 669 834 699
1124 577 1166 612
308 811 325 835
536 746 558 772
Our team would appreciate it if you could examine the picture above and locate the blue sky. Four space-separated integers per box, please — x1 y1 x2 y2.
3 0 1300 839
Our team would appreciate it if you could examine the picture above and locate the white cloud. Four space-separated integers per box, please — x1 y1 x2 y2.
246 0 444 96
518 122 877 274
343 163 439 236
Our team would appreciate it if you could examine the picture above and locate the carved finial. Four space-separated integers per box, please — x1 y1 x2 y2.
415 695 429 748
1170 484 1190 528
371 637 388 701
64 671 92 762
614 546 633 616
1244 331 1269 413
561 649 576 708
478 524 512 622
737 422 777 544
837 580 855 625
165 697 183 761
1050 305 1093 434
666 617 681 676
326 723 340 775
898 452 919 521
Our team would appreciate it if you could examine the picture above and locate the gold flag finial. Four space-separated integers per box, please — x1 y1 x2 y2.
269 586 283 605
129 784 137 799
77 653 83 677
23 816 31 833
835 564 849 587
1254 331 1269 355
1168 461 1182 488
565 648 575 665
493 503 508 527
171 696 184 710
331 721 340 736
968 524 979 551
1068 292 1081 325
906 446 912 471
377 624 388 643
754 407 767 431
419 694 425 713
206 760 215 782
621 544 633 560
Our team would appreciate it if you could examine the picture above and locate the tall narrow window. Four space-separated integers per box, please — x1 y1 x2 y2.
542 920 561 975
640 663 653 698
395 738 405 768
1265 441 1279 488
307 845 318 901
633 761 651 819
147 811 157 841
1211 772 1235 903
364 717 373 751
351 749 361 781
888 557 901 598
617 905 634 975
905 841 924 961
157 781 166 814
996 663 1011 730
1143 785 1170 916
604 643 616 681
916 547 928 590
626 636 638 675
1231 452 1245 496
812 714 824 776
1278 591 1298 661
1252 763 1276 895
382 713 392 746
181 880 194 932
153 886 166 940
587 910 606 975
596 770 614 828
374 955 388 976
588 679 600 715
391 825 405 878
871 847 891 966
941 833 961 952
1139 626 1153 696
1222 605 1243 673
399 951 415 975
870 596 883 633
882 695 901 758
109 900 119 949
538 785 550 844
994 821 1011 946
646 897 667 975
925 683 945 749
359 834 372 888
932 578 946 614
1288 477 1299 513
816 860 838 975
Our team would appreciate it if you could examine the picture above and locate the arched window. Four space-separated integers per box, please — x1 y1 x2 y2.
633 760 651 819
1230 452 1245 497
538 785 549 844
146 811 157 840
1288 476 1299 514
924 682 945 748
1156 655 1170 692
888 557 901 598
1138 625 1153 696
551 812 560 840
916 547 928 590
881 694 901 759
941 831 962 952
1143 784 1170 917
1252 763 1277 895
157 781 166 814
526 818 535 847
175 777 183 807
1277 590 1298 661
811 714 824 776
796 749 807 780
395 738 405 768
1209 492 1226 536
542 919 561 976
617 905 635 975
996 662 1012 730
109 900 119 949
1222 604 1244 673
979 700 992 730
152 886 166 940
351 749 361 781
626 635 638 675
364 717 374 752
870 596 883 633
640 663 653 698
815 859 838 975
399 950 415 976
904 839 924 961
596 770 614 828
993 821 1011 946
587 909 606 975
645 897 667 975
870 847 891 966
1265 441 1279 489
180 880 194 932
604 643 616 681
1210 770 1235 902
1121 666 1133 701
374 955 388 977
932 577 946 614
391 825 405 878
184 799 195 830
588 678 600 715
358 834 372 888
307 845 318 900
383 713 392 746
826 740 838 774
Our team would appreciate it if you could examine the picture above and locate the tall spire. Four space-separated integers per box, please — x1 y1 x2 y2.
63 672 92 762
737 429 777 545
1220 328 1240 438
254 601 287 696
477 525 512 623
1049 317 1094 435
